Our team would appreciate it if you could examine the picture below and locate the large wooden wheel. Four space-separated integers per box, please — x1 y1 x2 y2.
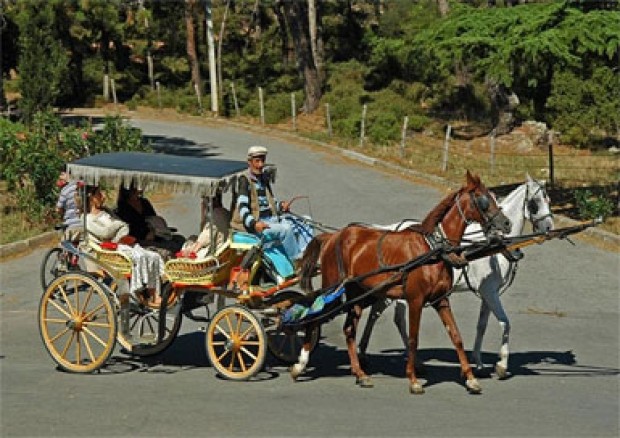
205 305 266 380
38 272 117 373
116 282 182 357
265 290 321 364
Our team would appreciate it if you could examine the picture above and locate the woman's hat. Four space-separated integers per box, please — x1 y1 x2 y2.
247 145 268 158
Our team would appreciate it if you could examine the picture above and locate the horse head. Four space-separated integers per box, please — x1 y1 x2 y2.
525 174 554 233
460 170 512 236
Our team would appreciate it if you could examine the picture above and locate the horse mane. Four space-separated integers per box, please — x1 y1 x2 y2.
416 188 461 234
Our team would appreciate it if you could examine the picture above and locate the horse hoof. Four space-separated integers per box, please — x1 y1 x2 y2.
409 382 425 394
356 376 374 388
289 365 303 381
466 378 482 394
495 364 509 380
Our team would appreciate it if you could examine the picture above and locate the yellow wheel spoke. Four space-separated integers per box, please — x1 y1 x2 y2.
59 283 77 316
44 317 71 325
240 346 258 361
79 288 95 316
80 331 97 363
82 302 107 321
240 325 255 340
223 314 234 334
236 352 247 372
76 330 81 365
81 326 110 348
241 340 260 346
60 331 76 358
235 313 243 336
48 327 71 343
217 348 231 362
83 321 112 329
227 351 237 371
210 341 226 346
213 323 232 340
47 298 73 319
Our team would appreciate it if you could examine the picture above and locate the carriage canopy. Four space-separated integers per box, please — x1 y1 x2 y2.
67 151 273 197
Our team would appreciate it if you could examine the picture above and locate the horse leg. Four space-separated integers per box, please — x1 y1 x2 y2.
484 291 511 379
406 302 424 394
472 299 491 373
393 299 409 357
344 305 373 387
434 299 482 394
358 298 390 366
290 326 314 380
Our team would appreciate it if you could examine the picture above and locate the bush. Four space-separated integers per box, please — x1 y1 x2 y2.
574 189 615 220
1 112 150 222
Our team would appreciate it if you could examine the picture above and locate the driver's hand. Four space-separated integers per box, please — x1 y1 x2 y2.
280 200 290 212
255 221 270 233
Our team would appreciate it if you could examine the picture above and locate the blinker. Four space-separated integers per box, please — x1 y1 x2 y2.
477 195 490 212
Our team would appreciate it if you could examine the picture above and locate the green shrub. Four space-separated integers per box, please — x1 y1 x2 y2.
574 189 615 220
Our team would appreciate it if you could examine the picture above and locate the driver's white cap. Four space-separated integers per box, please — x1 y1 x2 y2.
247 145 268 158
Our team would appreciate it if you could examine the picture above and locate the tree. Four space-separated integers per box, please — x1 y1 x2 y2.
16 1 67 124
185 0 202 96
278 0 322 113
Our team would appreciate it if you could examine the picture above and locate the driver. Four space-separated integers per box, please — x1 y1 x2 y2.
230 145 303 262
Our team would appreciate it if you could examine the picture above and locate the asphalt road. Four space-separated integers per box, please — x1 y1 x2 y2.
1 118 618 437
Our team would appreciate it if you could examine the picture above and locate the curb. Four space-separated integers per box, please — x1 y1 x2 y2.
0 231 57 261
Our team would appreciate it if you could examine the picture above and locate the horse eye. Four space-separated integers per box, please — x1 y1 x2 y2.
528 199 539 214
477 195 490 211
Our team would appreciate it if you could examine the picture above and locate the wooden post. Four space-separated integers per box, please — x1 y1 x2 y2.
325 103 332 137
156 81 162 109
230 82 240 117
441 124 452 172
194 83 203 113
489 128 496 174
110 79 117 108
359 104 367 147
103 74 109 101
291 93 297 130
259 87 265 125
400 116 409 159
548 131 555 188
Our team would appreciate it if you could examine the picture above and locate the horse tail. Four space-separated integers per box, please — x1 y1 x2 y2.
299 233 331 294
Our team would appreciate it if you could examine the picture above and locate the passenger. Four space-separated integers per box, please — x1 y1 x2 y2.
84 186 164 306
116 182 184 257
230 145 303 262
55 168 82 242
181 192 231 258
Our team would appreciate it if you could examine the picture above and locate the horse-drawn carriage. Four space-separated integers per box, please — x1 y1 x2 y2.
38 151 319 379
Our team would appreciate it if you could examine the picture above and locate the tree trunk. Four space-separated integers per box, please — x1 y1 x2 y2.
217 0 231 101
273 2 292 67
282 0 322 113
487 79 517 135
307 0 324 83
185 0 202 95
437 0 450 17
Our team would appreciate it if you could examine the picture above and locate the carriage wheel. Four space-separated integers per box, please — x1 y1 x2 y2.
206 305 266 380
264 290 321 364
116 283 182 357
38 272 117 373
40 248 86 290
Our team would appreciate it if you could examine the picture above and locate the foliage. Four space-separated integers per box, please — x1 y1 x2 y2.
574 189 615 220
0 112 149 222
16 1 68 124
546 67 620 148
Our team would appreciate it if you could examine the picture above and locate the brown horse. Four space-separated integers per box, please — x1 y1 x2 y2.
292 171 511 394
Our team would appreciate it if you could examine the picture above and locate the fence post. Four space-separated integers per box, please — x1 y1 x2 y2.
325 103 332 137
259 87 265 125
441 124 452 172
156 81 162 109
291 93 297 131
103 74 110 101
194 83 203 113
230 82 240 117
400 116 409 159
489 128 496 174
548 131 555 188
110 79 117 109
359 104 367 147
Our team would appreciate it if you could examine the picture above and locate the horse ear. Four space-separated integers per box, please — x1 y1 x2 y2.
465 170 474 186
526 173 533 183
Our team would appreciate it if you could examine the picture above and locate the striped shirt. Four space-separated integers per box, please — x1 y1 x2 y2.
236 173 278 232
56 182 81 228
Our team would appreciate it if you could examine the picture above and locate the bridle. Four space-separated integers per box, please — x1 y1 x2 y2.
455 189 503 234
525 180 553 229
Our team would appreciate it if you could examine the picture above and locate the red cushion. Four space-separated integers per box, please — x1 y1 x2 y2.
100 242 118 250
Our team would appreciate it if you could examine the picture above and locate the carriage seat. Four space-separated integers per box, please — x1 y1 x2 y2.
82 239 133 278
230 231 295 279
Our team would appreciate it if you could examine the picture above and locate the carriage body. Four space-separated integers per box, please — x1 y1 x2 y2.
38 152 318 379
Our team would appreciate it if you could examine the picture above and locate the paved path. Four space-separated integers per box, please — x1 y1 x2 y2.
1 119 618 437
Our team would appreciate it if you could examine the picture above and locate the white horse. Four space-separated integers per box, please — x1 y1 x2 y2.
358 174 554 379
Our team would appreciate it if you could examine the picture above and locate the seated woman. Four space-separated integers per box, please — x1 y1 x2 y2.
84 185 164 306
116 182 184 258
180 192 231 258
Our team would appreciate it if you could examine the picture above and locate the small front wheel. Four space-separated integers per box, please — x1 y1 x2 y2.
205 305 266 380
39 272 117 373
